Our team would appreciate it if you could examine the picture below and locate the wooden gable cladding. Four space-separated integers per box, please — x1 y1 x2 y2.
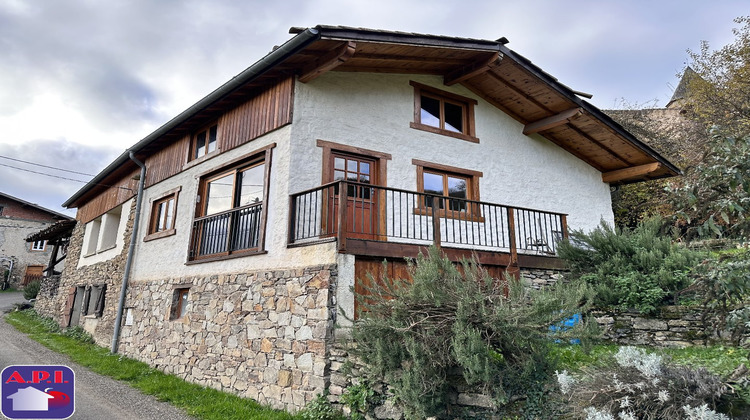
219 76 293 150
77 170 138 223
74 77 293 222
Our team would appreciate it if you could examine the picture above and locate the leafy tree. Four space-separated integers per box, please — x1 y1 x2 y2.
667 16 750 239
683 16 750 138
347 246 596 419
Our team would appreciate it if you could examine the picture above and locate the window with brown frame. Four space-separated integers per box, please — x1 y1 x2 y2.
410 81 478 142
145 188 180 241
169 287 190 320
188 146 273 261
191 124 218 160
413 159 483 219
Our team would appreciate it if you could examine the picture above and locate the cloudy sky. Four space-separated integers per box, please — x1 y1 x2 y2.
0 0 745 215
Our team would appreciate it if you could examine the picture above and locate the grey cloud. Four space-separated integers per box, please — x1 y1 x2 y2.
0 139 120 214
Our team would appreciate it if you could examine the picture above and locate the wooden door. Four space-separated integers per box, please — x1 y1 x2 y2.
23 265 43 285
329 153 379 240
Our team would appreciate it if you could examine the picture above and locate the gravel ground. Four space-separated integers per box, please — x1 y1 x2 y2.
0 292 198 420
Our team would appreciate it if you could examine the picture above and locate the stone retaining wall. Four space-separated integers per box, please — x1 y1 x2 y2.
594 306 750 348
118 264 338 412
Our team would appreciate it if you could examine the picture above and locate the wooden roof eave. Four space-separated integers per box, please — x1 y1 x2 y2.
495 44 682 180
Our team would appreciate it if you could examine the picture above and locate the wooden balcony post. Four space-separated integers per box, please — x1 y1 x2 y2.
431 201 442 247
561 214 569 239
337 181 347 252
506 207 520 278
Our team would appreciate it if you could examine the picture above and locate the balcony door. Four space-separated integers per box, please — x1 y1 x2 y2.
328 152 379 240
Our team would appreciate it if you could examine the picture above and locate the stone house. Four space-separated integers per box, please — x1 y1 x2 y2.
0 191 72 288
35 26 679 411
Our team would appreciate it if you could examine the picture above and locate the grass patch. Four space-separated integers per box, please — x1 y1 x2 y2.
6 309 295 420
0 286 18 293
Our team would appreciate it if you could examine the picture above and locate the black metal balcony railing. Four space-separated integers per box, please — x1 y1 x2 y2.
288 181 567 256
189 202 263 259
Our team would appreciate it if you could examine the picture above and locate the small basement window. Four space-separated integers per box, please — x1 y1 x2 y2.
170 288 190 320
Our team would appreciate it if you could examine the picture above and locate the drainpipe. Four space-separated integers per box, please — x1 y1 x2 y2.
111 151 146 353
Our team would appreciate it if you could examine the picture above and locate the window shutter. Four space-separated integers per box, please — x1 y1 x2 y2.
62 287 77 327
94 284 107 317
81 286 91 316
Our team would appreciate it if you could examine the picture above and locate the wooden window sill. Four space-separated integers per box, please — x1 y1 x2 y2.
185 250 268 265
410 122 479 143
144 229 176 242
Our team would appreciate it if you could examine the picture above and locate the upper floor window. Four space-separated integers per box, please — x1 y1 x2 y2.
413 159 483 219
145 187 181 241
191 124 218 160
30 240 47 251
410 81 478 143
82 205 123 257
188 145 274 262
0 205 4 216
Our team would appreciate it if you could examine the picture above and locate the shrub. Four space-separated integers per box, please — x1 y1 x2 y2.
557 218 701 314
23 280 41 300
686 249 750 345
558 346 730 419
347 246 597 419
298 393 345 420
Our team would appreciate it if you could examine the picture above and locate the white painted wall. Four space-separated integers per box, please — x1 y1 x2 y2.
289 72 614 233
128 126 338 282
98 70 614 284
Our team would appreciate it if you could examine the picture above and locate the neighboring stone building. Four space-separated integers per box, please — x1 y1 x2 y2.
36 26 680 411
606 68 710 228
0 192 72 288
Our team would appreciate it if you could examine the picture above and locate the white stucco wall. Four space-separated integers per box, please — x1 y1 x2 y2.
289 72 614 233
112 70 614 283
129 126 338 282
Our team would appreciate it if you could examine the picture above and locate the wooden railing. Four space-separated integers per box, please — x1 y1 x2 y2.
288 181 567 256
189 202 263 260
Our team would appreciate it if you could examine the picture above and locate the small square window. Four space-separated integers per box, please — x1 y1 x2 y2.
0 205 4 216
410 81 477 142
413 159 483 221
30 240 46 251
169 287 190 320
170 288 190 320
192 124 218 160
146 188 180 240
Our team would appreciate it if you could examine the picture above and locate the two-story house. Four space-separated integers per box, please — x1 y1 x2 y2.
0 192 72 288
36 26 679 411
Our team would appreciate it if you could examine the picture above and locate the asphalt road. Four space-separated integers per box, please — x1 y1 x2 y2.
0 292 198 420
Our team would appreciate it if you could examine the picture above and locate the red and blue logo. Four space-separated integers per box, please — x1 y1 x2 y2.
1 365 75 419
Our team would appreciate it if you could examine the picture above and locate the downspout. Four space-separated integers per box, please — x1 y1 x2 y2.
111 151 146 353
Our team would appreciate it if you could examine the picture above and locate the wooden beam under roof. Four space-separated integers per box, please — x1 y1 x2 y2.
602 163 662 183
523 107 583 135
443 52 502 86
298 41 357 83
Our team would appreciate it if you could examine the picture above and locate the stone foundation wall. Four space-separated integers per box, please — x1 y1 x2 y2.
520 267 563 289
118 264 338 412
594 306 750 348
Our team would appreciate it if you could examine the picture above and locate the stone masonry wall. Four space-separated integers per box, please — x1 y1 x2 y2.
595 306 750 348
118 264 338 412
34 274 61 316
520 267 563 289
35 201 133 344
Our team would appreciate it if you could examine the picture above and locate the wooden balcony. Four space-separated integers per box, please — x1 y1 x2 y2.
288 181 568 269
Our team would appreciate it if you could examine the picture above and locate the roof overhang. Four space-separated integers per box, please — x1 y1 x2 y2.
64 25 679 208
